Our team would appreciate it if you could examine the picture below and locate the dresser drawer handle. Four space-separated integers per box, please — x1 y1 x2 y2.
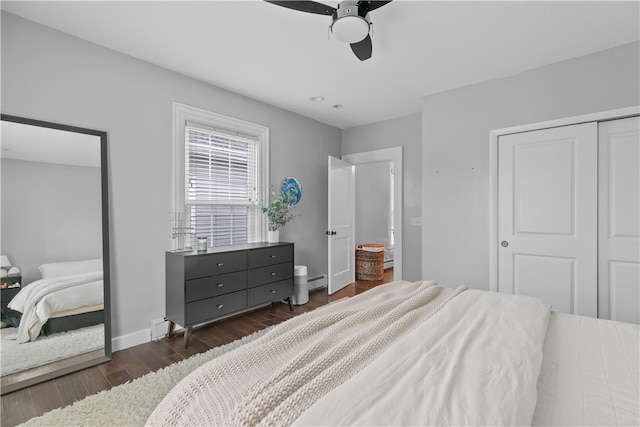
217 304 224 309
271 272 277 276
270 255 277 258
270 290 276 294
216 283 224 288
217 262 224 267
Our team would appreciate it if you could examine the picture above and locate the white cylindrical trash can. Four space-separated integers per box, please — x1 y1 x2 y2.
292 265 309 305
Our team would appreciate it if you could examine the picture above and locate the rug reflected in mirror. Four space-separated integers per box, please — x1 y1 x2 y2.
1 324 104 376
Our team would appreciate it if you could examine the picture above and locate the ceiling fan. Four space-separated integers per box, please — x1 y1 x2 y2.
264 1 393 61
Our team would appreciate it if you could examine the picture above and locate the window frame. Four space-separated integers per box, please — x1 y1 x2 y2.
172 102 269 247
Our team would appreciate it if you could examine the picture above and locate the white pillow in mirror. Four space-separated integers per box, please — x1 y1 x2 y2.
38 258 103 279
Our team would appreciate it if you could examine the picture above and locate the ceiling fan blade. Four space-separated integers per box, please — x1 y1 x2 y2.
358 1 393 13
264 1 336 15
350 34 372 61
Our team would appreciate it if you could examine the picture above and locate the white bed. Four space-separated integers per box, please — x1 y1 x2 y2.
533 312 639 426
7 271 104 343
147 281 639 426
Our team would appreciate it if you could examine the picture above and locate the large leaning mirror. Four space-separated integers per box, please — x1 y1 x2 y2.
0 114 111 394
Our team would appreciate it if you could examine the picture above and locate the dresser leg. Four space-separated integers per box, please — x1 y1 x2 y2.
183 326 192 349
288 297 293 311
166 321 175 339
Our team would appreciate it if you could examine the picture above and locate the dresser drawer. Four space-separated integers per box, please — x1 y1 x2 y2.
186 290 247 325
248 279 293 307
185 270 246 303
248 245 293 269
248 261 293 288
185 251 247 280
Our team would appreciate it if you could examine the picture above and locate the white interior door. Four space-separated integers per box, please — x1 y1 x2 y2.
328 156 355 295
497 122 598 316
598 117 640 323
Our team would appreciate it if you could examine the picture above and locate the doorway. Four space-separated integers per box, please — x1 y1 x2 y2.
354 161 394 270
343 147 403 282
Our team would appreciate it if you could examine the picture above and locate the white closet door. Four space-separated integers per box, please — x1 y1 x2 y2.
498 123 598 316
598 117 640 323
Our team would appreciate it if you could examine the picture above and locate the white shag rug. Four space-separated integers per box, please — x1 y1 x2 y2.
1 324 104 376
19 327 269 426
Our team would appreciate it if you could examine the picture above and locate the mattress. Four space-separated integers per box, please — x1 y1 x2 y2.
49 303 103 319
533 312 640 426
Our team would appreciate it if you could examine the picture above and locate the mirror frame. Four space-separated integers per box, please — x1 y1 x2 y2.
0 114 111 394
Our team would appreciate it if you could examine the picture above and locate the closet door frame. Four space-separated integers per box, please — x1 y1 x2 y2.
489 106 639 296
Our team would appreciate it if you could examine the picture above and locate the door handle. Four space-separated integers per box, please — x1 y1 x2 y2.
326 230 337 236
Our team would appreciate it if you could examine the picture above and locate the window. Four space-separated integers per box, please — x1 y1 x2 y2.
173 103 269 249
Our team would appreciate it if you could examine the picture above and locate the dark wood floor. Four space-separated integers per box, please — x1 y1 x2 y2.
0 269 393 426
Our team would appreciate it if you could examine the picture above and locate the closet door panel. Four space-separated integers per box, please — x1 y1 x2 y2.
599 117 640 323
497 122 598 316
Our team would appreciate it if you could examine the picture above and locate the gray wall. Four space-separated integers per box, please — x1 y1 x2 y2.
1 159 102 284
421 41 640 290
354 162 391 249
342 113 422 281
1 12 341 347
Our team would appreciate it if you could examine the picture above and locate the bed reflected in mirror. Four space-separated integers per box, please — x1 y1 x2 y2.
0 114 111 394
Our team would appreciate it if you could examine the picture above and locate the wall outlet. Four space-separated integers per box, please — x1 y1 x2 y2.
410 217 422 226
150 317 167 341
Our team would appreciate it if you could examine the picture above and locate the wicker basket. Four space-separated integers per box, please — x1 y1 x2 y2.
355 243 385 281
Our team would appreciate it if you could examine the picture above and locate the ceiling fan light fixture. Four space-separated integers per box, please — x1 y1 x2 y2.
331 15 370 44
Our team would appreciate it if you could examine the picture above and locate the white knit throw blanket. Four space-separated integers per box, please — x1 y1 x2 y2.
146 281 466 427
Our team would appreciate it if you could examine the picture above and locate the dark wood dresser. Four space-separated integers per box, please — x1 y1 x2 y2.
165 242 294 347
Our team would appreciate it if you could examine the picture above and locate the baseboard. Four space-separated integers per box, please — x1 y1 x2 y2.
112 275 329 352
111 328 151 352
308 274 328 290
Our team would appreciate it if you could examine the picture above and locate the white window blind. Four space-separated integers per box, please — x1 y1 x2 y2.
185 123 259 247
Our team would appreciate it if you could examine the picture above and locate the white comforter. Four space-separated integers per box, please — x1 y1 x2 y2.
533 312 640 426
294 289 550 426
7 271 103 343
148 282 550 426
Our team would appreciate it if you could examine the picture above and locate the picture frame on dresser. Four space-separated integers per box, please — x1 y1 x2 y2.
166 242 294 348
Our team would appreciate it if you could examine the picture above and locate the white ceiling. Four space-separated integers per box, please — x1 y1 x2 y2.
2 1 639 129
